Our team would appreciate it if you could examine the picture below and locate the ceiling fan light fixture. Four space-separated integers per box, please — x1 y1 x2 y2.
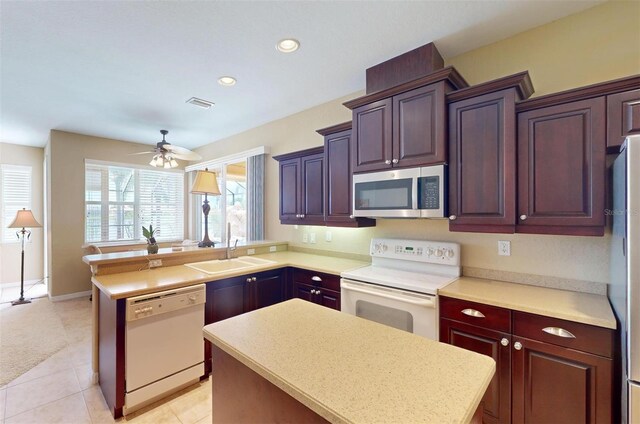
218 76 236 86
169 159 179 168
276 38 300 53
149 156 158 167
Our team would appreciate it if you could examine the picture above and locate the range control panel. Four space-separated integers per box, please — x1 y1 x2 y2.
370 238 460 265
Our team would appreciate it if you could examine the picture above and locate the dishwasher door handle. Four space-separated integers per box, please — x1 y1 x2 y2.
340 281 435 308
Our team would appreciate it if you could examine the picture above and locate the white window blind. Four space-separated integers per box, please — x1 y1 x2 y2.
1 165 32 243
85 163 184 243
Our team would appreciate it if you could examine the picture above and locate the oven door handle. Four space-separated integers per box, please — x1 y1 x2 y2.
341 282 435 307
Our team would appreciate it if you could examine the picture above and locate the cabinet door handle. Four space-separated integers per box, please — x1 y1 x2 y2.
349 215 354 219
300 214 305 219
542 327 576 338
384 160 391 165
317 290 321 296
246 278 252 283
514 341 522 350
251 277 257 282
520 214 528 221
461 308 485 318
392 158 399 164
311 276 322 282
500 338 509 347
449 215 457 221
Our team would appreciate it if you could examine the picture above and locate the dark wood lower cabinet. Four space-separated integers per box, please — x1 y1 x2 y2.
440 318 511 424
290 269 341 311
512 336 613 424
440 296 615 424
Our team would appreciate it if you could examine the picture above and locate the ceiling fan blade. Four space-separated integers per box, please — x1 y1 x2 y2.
165 144 202 161
128 151 157 156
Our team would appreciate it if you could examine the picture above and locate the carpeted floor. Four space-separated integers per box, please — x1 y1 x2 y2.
0 298 68 386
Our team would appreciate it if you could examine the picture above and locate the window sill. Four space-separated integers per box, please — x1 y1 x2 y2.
82 239 184 249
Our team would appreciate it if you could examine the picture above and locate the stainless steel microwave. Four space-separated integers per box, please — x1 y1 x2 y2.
352 165 446 218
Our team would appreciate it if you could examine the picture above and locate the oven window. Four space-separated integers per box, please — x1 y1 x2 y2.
354 178 413 210
355 300 414 333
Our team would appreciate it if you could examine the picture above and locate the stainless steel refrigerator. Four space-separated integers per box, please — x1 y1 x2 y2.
611 135 640 423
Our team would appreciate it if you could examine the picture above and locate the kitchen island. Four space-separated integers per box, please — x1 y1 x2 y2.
203 298 495 424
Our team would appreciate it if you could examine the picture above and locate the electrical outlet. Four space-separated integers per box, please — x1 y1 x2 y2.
325 231 332 242
498 241 511 256
149 259 163 268
247 248 255 255
269 246 277 252
302 233 308 243
310 233 316 244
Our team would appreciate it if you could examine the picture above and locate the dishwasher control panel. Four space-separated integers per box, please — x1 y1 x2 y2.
126 284 206 322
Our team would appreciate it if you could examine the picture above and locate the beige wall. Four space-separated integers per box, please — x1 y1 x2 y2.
47 131 188 297
195 1 640 286
0 143 45 285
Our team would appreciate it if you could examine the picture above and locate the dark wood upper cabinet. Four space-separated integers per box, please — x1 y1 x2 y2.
318 122 375 228
300 153 325 223
449 89 517 233
351 83 446 173
273 147 325 226
278 158 300 222
351 98 393 172
517 97 606 236
607 88 640 152
448 72 533 234
345 68 466 174
393 82 446 167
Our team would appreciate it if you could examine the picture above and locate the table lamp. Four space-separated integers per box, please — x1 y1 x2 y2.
8 208 42 305
190 168 221 247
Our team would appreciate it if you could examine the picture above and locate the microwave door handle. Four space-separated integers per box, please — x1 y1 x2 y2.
341 282 435 307
412 176 419 210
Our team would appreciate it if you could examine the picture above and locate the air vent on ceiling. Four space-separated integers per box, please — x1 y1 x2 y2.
186 97 215 109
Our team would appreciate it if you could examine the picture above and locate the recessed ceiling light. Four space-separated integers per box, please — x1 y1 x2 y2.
218 76 237 86
186 97 215 109
276 38 300 53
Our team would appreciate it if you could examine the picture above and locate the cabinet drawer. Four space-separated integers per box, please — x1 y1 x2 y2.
439 296 511 333
513 311 613 358
292 269 340 291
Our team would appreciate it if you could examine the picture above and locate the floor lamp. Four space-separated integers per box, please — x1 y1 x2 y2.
191 168 221 248
8 208 42 306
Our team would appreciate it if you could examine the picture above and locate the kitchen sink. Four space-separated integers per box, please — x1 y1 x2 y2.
185 256 277 275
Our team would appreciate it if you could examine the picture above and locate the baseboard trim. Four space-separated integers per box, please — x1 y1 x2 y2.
49 290 92 302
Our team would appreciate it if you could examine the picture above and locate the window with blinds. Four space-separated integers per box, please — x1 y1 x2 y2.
1 165 32 243
85 162 184 243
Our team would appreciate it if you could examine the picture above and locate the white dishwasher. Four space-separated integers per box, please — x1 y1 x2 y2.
124 284 206 415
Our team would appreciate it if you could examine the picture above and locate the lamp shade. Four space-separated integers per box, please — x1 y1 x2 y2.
190 169 221 195
8 208 42 228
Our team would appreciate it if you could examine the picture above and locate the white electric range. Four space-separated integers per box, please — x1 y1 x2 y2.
340 238 461 340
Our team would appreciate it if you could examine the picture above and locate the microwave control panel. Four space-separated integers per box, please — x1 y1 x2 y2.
418 176 440 210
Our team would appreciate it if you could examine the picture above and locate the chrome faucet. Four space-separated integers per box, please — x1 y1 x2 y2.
226 222 238 260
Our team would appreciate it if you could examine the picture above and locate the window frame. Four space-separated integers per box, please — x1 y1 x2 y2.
84 160 185 245
0 164 33 244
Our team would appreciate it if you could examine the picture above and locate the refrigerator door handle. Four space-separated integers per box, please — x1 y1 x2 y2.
542 327 576 338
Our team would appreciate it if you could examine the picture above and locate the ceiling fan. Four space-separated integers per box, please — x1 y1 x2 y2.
132 130 202 168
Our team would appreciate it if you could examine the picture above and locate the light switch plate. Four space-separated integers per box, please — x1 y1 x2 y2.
302 233 308 243
498 241 511 256
247 248 255 255
269 246 277 252
325 231 332 242
310 233 316 244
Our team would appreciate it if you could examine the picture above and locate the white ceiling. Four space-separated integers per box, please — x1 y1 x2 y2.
1 0 602 149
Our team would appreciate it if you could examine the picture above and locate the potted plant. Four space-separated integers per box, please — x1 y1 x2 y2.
143 224 159 254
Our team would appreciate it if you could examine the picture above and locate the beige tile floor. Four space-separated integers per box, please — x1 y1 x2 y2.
0 296 212 424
